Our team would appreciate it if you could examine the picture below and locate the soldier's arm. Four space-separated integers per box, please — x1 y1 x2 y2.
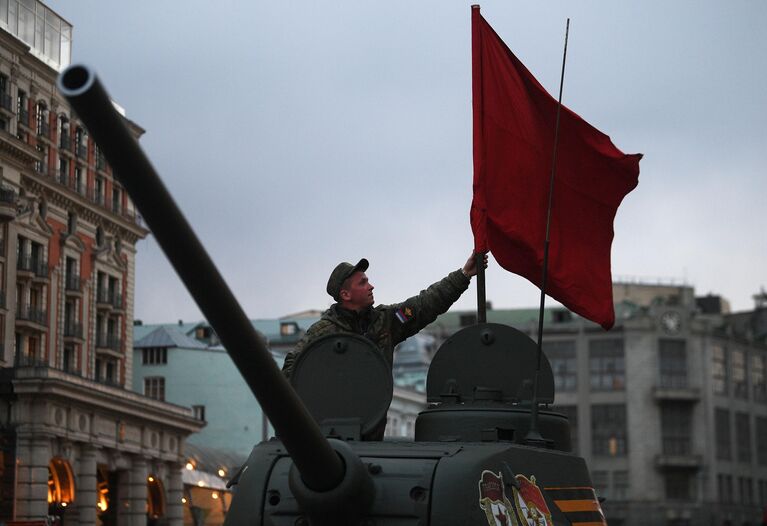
389 269 471 343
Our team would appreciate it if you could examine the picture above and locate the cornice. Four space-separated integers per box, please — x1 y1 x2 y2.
0 131 40 168
21 171 149 244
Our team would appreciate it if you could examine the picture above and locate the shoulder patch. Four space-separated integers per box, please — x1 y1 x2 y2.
395 307 414 324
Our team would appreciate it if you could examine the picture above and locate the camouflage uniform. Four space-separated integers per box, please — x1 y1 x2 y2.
282 269 470 377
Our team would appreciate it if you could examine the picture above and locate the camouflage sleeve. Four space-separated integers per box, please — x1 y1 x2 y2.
389 269 470 343
281 319 335 378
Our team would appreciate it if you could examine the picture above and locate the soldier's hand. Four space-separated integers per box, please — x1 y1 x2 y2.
462 252 489 278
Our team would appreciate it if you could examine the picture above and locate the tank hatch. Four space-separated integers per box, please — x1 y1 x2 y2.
290 333 393 440
426 323 554 405
417 323 570 449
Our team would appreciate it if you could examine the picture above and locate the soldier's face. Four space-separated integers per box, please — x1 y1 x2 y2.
340 271 374 310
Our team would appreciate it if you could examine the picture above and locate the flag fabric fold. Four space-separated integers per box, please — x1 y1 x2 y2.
470 7 642 330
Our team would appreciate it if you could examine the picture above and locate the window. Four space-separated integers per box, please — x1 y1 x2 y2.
111 187 121 213
62 345 74 372
665 472 694 501
613 471 629 501
142 347 168 365
192 405 205 421
17 89 27 125
759 480 767 507
144 377 165 401
661 404 693 455
740 477 753 505
752 353 766 402
757 417 767 465
66 212 76 234
732 349 747 399
735 412 751 463
35 101 48 137
715 408 731 460
591 404 627 456
591 471 608 499
0 73 9 111
589 339 625 391
74 166 83 194
95 176 105 205
712 343 728 395
545 340 576 392
58 156 68 184
280 322 298 337
553 405 578 454
659 339 687 388
58 115 69 148
75 126 87 159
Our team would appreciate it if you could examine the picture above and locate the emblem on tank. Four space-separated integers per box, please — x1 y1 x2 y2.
478 470 518 526
512 474 553 526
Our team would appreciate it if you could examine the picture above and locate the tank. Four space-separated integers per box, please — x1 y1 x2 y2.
57 65 607 526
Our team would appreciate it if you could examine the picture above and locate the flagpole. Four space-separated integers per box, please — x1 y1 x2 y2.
525 18 570 446
471 5 487 325
476 252 487 323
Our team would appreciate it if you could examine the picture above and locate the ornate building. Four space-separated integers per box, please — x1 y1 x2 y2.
0 2 202 525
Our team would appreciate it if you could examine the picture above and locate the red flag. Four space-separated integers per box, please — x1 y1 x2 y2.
470 7 641 330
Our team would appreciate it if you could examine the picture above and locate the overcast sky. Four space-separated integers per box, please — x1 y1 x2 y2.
46 1 766 324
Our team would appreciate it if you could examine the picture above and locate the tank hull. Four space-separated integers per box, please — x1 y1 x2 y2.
226 439 603 525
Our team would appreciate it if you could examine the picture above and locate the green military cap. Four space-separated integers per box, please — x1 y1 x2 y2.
327 258 369 300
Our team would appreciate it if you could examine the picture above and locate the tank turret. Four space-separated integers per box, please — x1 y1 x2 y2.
57 64 607 526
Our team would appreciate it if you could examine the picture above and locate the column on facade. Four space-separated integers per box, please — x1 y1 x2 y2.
166 462 184 526
15 434 51 520
75 444 98 526
124 455 148 526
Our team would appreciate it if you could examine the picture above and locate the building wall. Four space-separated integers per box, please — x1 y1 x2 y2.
0 4 203 525
133 345 271 457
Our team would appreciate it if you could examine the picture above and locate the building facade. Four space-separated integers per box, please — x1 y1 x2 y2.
424 283 767 526
132 314 428 455
0 3 202 525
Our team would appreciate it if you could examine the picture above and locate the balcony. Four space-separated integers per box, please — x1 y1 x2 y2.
17 256 49 280
16 305 47 329
0 187 17 222
14 353 49 368
653 377 701 402
65 273 82 295
96 333 122 352
63 320 83 340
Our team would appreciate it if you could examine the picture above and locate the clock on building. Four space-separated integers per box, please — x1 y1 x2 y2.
660 310 682 334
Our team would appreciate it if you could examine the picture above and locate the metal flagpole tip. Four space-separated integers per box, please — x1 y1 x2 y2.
57 63 96 97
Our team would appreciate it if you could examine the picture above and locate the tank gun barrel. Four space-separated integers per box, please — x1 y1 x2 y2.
57 65 344 492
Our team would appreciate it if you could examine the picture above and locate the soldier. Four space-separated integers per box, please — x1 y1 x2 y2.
282 253 488 377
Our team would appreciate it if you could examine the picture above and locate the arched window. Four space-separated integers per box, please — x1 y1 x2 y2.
48 457 76 509
147 475 166 519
